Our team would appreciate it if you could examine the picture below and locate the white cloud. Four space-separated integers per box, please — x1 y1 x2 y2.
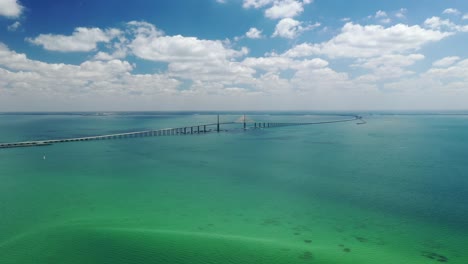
284 22 452 58
243 0 312 19
375 10 387 18
216 0 227 3
353 54 425 80
242 0 275 9
3 17 468 111
127 21 164 37
292 67 349 89
0 43 132 77
252 72 292 94
442 8 460 15
0 42 181 103
282 43 315 57
245 27 263 39
265 0 304 19
93 44 128 61
243 55 328 73
93 33 130 61
168 60 254 83
125 22 253 83
463 14 468 20
0 0 23 18
27 28 121 52
374 10 391 24
424 58 468 81
357 54 424 68
130 34 247 63
7 21 20 31
243 56 292 72
272 18 319 39
432 56 460 67
424 16 468 32
395 8 407 19
424 17 454 30
379 18 391 24
127 21 249 63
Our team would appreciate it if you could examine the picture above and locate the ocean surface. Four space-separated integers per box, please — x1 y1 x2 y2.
0 112 467 264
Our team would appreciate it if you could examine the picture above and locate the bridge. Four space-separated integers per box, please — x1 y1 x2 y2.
0 115 361 149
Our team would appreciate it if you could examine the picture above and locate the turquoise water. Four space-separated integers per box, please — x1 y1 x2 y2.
0 113 467 263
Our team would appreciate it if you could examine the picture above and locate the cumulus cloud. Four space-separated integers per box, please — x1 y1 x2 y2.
125 21 253 83
284 22 452 58
3 15 468 111
272 18 319 39
245 27 263 38
127 21 164 37
27 27 121 52
243 0 312 19
168 60 254 83
243 55 328 73
0 42 180 101
374 10 391 24
432 56 460 67
424 58 468 82
356 54 424 69
242 0 275 9
241 53 348 96
424 16 468 32
292 67 350 91
243 56 293 72
265 0 304 19
281 43 315 57
130 34 248 63
424 17 454 30
0 0 23 18
353 54 425 80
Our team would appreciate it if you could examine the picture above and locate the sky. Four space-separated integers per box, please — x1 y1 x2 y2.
1 0 468 111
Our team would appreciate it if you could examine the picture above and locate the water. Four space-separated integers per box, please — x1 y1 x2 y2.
0 112 467 264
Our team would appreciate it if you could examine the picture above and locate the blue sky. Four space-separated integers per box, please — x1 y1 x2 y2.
1 0 468 111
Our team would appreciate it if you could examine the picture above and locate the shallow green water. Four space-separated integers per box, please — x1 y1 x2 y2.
1 113 467 263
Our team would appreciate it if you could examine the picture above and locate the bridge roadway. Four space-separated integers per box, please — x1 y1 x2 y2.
0 116 360 149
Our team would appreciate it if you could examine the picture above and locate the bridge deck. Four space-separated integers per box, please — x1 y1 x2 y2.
0 116 359 149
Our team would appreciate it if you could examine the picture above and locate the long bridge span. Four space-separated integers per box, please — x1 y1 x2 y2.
0 115 361 149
